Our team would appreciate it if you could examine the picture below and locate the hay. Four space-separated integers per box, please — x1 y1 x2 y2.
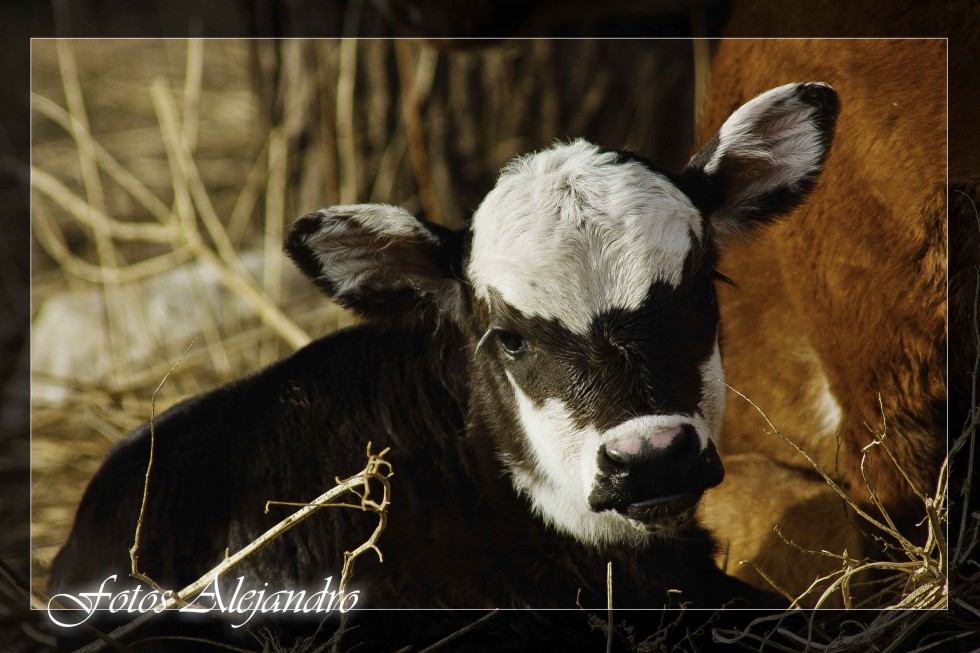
30 40 329 591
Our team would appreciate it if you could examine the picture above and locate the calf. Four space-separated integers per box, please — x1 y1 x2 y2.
49 82 838 649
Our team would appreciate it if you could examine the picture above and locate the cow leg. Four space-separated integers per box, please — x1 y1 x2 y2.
699 453 867 608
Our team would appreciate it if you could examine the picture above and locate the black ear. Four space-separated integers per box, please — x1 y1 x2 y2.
682 82 840 240
285 204 467 322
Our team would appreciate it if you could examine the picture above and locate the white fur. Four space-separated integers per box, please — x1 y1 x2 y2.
705 83 828 205
328 203 438 243
811 373 843 438
505 369 720 547
302 204 436 298
468 140 703 335
506 372 649 546
697 342 726 441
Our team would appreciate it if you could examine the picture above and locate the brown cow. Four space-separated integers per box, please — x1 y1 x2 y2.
697 39 948 605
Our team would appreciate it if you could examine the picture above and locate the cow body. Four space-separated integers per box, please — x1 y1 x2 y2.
709 39 946 510
50 83 840 648
696 40 948 604
50 323 762 649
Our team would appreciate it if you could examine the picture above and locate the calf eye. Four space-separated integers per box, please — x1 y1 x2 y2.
495 330 527 357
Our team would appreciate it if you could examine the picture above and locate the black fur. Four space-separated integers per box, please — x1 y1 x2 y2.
49 321 777 651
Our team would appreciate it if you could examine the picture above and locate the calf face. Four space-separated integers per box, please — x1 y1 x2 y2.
287 82 839 547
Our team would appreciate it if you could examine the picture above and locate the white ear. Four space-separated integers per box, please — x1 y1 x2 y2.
285 204 466 322
684 82 840 238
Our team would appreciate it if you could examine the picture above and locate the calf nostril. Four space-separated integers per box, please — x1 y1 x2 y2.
666 425 700 462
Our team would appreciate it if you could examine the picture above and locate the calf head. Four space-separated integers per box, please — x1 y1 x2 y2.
287 82 839 546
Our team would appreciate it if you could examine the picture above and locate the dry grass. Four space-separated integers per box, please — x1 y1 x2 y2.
712 444 973 652
54 440 393 653
723 388 948 612
30 39 354 591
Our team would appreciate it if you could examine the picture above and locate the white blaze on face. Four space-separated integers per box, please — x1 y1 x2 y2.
505 365 725 546
467 140 703 335
506 372 651 547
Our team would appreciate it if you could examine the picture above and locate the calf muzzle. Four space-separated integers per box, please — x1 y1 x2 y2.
588 424 724 522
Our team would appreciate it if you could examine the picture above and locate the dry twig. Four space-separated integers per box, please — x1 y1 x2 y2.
72 444 393 653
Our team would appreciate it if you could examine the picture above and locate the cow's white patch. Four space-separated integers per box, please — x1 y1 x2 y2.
505 372 649 546
468 140 702 335
302 204 437 298
811 373 843 438
505 372 717 547
705 83 827 206
329 203 438 243
698 342 726 441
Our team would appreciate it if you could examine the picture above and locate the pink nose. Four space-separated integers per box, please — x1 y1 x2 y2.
605 426 684 463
